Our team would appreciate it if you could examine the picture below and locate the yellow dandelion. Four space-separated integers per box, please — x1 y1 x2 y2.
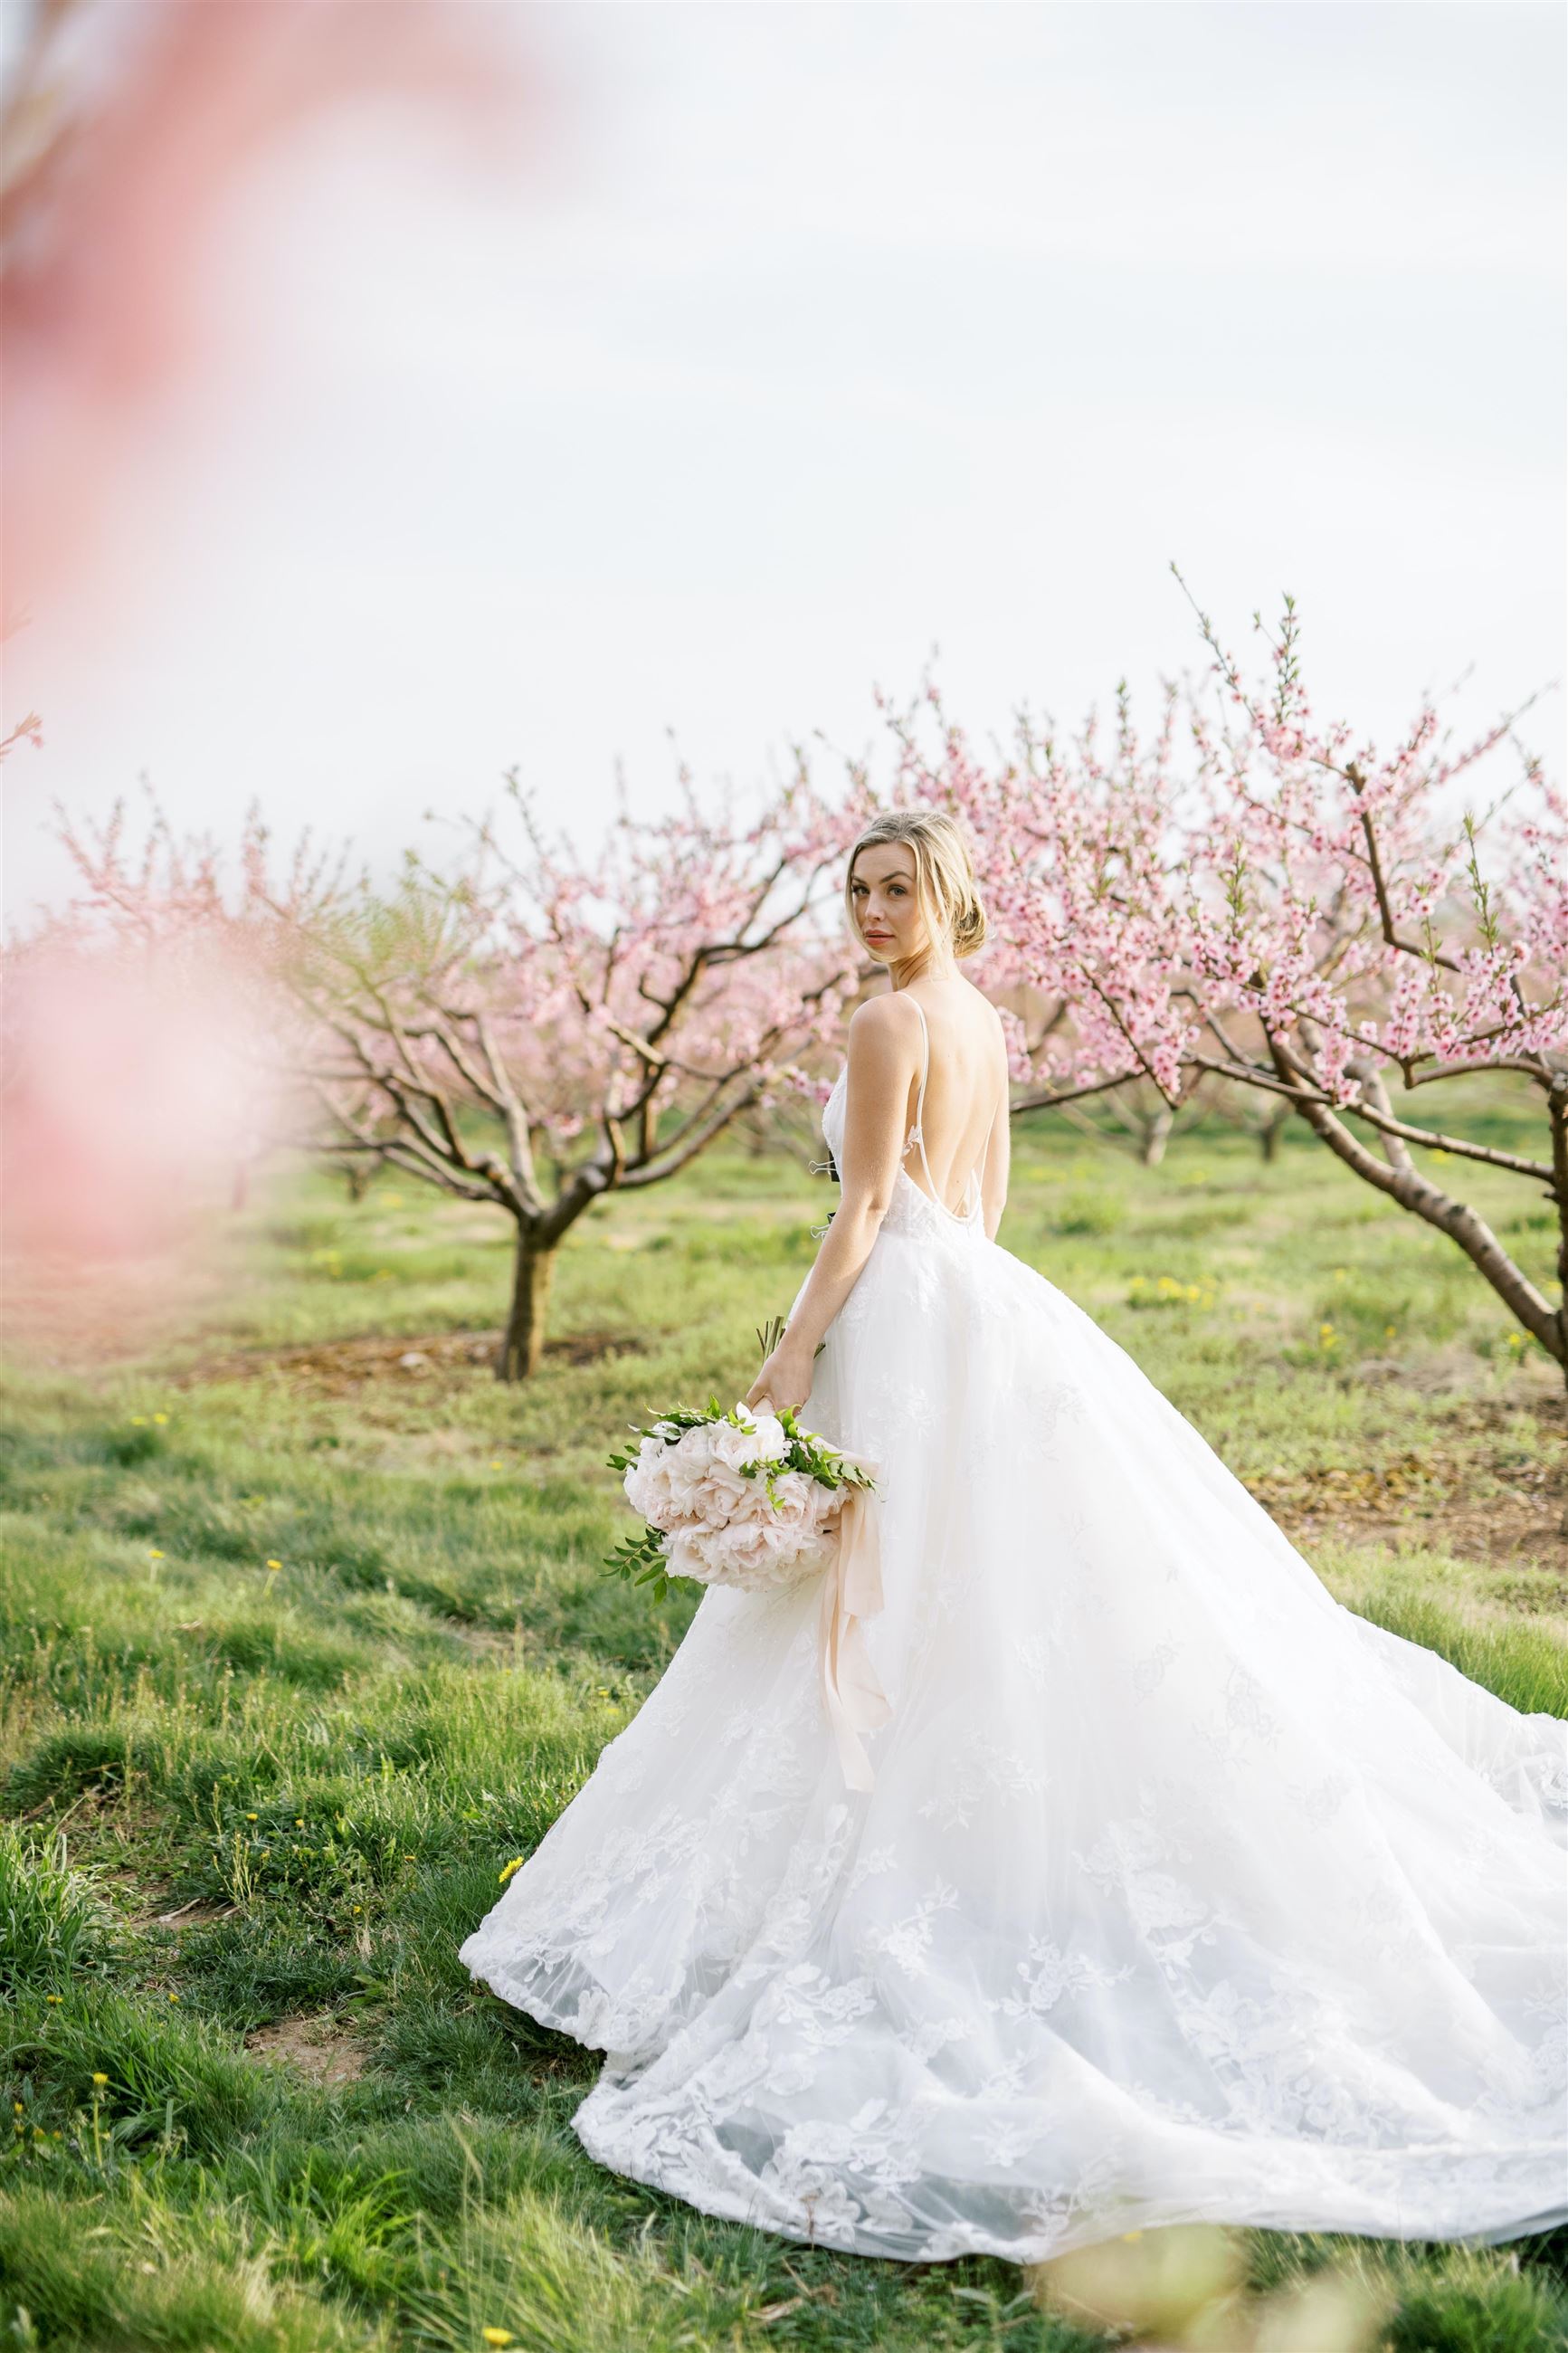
266 1558 282 1570
294 1818 304 1827
45 1995 62 2005
351 1903 362 1914
244 1812 257 1821
149 1549 165 1560
498 1856 527 1886
166 1992 180 2004
152 1412 169 1425
1384 1325 1396 1338
130 1416 148 1427
481 2333 515 2348
489 1461 503 1471
13 2101 23 2114
90 2072 108 2087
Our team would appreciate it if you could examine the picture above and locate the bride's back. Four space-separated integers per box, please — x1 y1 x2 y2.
896 980 1007 1216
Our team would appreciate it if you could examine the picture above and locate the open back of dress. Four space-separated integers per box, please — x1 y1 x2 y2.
899 996 989 1224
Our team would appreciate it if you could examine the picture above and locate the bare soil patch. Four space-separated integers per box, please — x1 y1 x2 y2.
1252 1471 1566 1582
1243 1368 1567 1579
138 1894 242 1932
1276 1499 1567 1581
2 1245 233 1371
243 2013 366 2086
175 1326 637 1395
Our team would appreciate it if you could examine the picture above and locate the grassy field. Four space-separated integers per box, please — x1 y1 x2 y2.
2 1091 1564 2353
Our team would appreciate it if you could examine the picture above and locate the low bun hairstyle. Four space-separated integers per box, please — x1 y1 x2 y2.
844 808 989 961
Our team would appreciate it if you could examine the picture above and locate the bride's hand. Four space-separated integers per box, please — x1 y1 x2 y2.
744 1339 814 1417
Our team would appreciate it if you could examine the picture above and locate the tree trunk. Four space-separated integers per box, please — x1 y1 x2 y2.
1260 1106 1288 1163
496 1227 556 1381
1269 1043 1563 1367
1138 1106 1174 1168
1551 1074 1568 1385
1549 1082 1568 1517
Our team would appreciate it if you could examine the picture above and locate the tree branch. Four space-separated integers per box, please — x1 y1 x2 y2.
1186 1052 1555 1184
1259 1032 1562 1361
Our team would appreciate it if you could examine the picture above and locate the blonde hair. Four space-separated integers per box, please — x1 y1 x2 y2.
844 808 989 961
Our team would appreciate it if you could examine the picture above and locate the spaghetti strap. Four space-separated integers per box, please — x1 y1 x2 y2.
904 998 982 1223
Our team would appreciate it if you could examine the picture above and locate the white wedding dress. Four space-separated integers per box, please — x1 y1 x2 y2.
460 1004 1568 2261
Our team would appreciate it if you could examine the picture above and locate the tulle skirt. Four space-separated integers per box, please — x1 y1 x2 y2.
459 1171 1568 2261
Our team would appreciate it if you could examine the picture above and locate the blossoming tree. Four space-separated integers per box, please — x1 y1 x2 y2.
877 600 1567 1378
1169 590 1565 1376
53 776 860 1378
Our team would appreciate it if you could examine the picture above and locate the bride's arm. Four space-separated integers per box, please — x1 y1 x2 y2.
743 996 912 1415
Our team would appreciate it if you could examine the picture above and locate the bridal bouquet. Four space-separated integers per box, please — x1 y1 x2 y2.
607 1319 877 1596
607 1396 873 1599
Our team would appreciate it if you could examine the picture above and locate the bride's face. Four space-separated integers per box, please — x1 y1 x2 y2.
849 843 928 966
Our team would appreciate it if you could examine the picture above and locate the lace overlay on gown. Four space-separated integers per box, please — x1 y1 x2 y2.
459 1030 1568 2262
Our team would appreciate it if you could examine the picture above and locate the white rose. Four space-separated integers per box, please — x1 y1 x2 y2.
689 1511 834 1592
623 1434 688 1530
707 1412 788 1472
740 1407 791 1462
766 1471 834 1529
664 1529 711 1584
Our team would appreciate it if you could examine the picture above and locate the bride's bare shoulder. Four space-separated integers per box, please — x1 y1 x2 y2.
847 992 917 1044
845 992 922 1086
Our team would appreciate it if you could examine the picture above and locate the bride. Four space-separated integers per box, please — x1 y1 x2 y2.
460 808 1567 2261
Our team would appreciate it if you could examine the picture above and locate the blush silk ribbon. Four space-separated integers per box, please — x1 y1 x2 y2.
750 1406 891 1792
817 1450 891 1793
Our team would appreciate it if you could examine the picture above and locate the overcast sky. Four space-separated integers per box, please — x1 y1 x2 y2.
4 0 1563 920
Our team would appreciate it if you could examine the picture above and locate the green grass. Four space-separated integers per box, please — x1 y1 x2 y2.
1 1087 1563 2351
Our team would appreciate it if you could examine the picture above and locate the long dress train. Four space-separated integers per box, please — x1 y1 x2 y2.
459 1012 1568 2262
